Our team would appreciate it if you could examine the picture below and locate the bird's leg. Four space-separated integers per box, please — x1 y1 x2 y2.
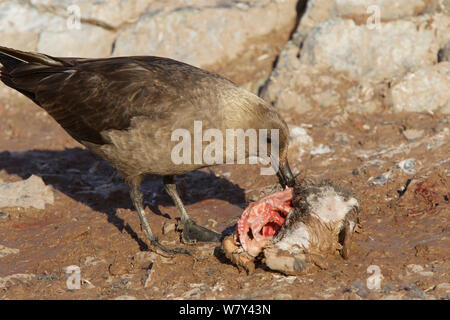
163 175 221 243
129 178 189 255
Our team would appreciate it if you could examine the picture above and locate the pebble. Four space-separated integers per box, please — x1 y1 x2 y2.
113 295 137 300
181 288 202 299
349 281 365 290
436 283 450 292
0 245 19 258
135 251 159 264
407 264 424 273
381 293 404 300
418 271 434 277
0 175 54 210
404 282 417 291
402 129 424 142
398 159 416 174
84 256 106 267
369 172 391 186
142 268 153 288
356 287 369 298
162 222 176 235
310 144 333 155
407 288 427 299
381 283 395 294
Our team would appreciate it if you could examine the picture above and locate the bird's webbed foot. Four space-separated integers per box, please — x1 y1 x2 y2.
179 219 221 244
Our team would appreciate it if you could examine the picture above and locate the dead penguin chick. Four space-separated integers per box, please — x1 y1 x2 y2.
222 180 360 275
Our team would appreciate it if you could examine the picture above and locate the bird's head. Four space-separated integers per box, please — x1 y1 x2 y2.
224 88 295 189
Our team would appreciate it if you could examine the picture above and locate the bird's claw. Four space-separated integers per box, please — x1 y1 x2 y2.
150 239 191 256
181 219 221 244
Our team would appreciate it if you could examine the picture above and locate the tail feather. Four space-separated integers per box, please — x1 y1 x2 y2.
0 46 67 69
0 46 70 103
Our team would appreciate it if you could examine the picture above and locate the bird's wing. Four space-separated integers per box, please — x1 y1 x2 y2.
3 54 227 145
34 58 194 144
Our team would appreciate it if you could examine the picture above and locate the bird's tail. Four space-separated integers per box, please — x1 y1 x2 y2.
0 46 66 71
0 46 69 102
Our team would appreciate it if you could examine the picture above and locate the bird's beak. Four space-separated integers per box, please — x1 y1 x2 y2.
276 159 295 188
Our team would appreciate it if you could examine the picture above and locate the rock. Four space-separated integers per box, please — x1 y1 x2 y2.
390 62 450 114
162 221 176 235
418 271 434 277
297 0 442 34
407 288 427 299
30 0 150 29
275 293 292 300
0 175 54 210
112 0 298 68
288 125 314 156
299 16 446 84
403 282 417 291
381 293 405 300
310 144 333 156
398 159 417 175
369 172 391 186
0 1 115 57
381 283 396 294
134 251 158 265
263 12 449 113
0 244 20 258
349 281 365 291
436 283 450 293
142 267 153 288
83 256 106 267
402 129 425 142
356 287 369 298
0 0 298 94
113 295 137 300
407 264 424 273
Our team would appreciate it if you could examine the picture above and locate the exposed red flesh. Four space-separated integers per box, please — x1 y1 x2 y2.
237 188 293 256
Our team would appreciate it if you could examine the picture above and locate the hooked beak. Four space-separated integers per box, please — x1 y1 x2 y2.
276 159 295 188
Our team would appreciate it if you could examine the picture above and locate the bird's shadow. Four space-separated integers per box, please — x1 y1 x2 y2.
0 148 246 249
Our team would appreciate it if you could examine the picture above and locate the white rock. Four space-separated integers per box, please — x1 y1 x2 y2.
390 62 450 114
113 295 137 300
0 244 20 258
288 125 314 156
310 144 333 155
297 0 439 34
398 159 417 175
407 264 424 273
0 175 54 210
30 0 150 28
112 0 298 68
0 1 115 57
402 129 425 141
299 17 443 83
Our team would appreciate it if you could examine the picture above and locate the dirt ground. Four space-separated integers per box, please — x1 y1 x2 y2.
0 65 449 299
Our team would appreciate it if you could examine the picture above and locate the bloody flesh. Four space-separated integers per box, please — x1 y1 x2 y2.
237 188 293 256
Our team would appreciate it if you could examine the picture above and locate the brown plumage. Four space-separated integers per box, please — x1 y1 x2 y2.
0 46 294 254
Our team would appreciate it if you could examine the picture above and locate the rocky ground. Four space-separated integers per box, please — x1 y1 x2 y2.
0 0 449 300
